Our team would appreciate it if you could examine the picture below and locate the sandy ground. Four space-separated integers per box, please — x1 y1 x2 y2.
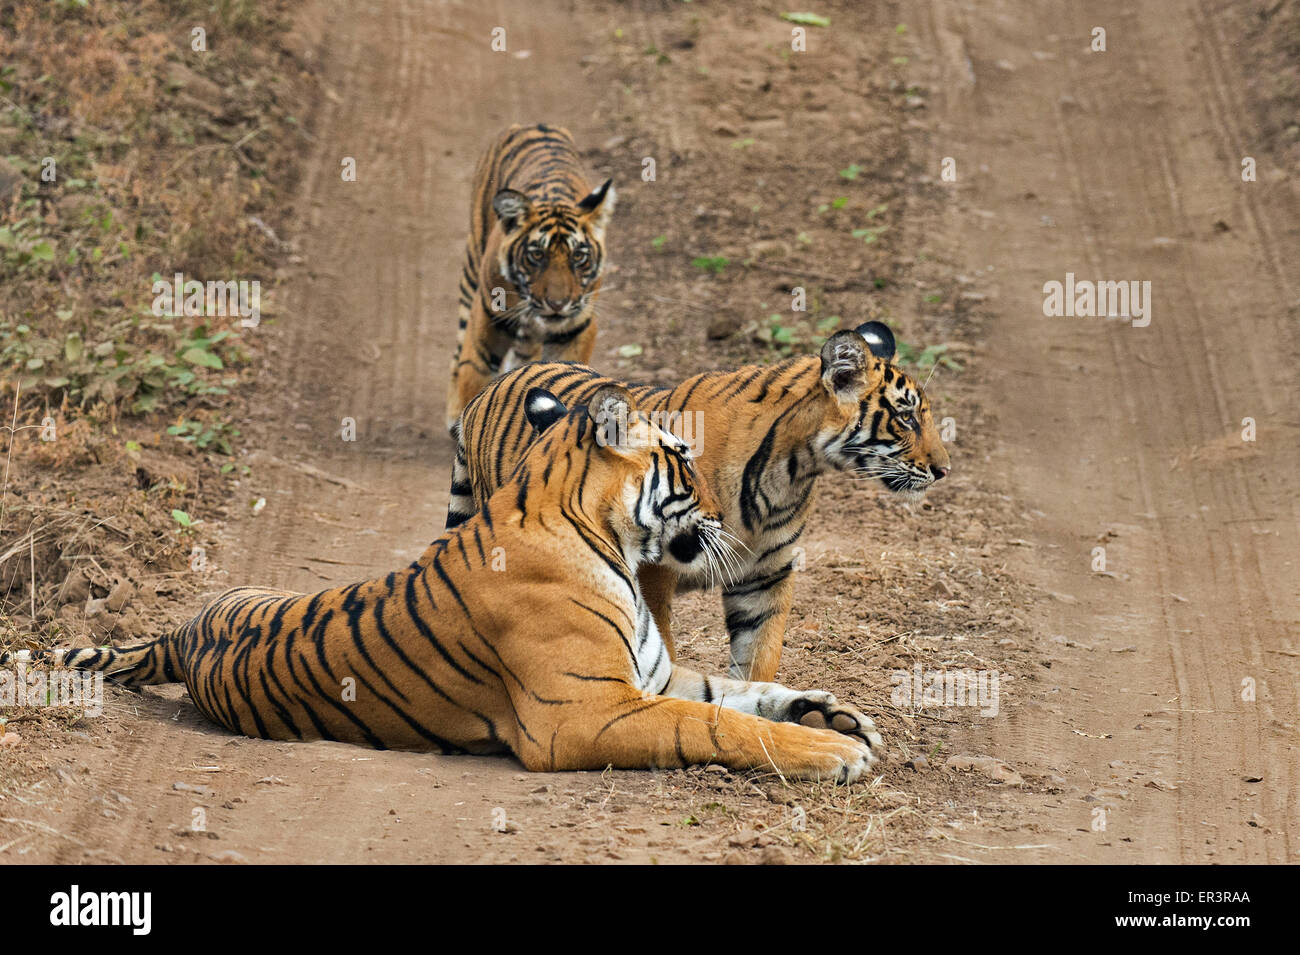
1 0 1296 863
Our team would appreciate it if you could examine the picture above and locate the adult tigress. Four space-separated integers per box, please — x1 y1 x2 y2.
446 123 616 432
447 321 950 683
3 388 880 780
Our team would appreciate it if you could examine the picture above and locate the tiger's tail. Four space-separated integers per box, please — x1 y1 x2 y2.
0 630 184 689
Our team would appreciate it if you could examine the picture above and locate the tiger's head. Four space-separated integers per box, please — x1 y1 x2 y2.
492 181 615 337
813 321 950 499
522 385 733 582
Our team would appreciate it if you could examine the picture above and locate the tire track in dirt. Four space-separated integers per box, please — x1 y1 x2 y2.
913 0 1299 861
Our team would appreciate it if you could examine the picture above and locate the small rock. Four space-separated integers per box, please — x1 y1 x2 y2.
165 62 228 118
111 609 149 643
761 784 796 805
758 846 790 865
105 578 134 613
706 311 745 340
61 627 95 650
58 569 91 606
944 754 1024 786
749 239 789 259
904 755 929 771
212 849 249 864
172 781 213 795
727 829 760 847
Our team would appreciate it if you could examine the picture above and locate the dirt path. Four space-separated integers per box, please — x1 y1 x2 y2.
911 0 1299 861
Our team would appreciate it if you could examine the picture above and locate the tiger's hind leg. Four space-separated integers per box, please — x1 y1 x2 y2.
660 664 882 759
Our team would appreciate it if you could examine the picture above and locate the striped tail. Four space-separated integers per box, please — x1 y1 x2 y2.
0 631 184 689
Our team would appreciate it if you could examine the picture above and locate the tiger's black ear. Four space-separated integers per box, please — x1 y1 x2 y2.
854 321 896 361
820 330 872 403
578 178 613 212
524 388 568 434
493 189 532 232
577 179 616 234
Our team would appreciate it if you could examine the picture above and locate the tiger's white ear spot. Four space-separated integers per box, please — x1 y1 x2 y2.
492 189 532 231
524 388 568 433
854 321 896 361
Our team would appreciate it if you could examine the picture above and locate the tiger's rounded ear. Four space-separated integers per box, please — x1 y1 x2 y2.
820 330 874 402
587 383 633 450
854 321 896 361
492 189 532 231
577 179 616 234
524 388 568 434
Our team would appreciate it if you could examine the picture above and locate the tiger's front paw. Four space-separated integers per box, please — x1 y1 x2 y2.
788 692 884 761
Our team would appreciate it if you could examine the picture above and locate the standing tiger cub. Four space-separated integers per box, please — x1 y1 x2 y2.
2 388 881 780
446 123 616 432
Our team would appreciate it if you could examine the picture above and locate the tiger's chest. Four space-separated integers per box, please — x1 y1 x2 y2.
631 595 672 695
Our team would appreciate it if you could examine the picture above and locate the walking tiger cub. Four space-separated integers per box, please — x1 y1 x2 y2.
446 123 616 432
3 388 881 780
448 321 950 683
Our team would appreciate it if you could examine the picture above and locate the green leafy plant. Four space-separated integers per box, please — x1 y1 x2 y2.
896 341 963 373
166 417 241 456
1 316 244 413
691 255 730 275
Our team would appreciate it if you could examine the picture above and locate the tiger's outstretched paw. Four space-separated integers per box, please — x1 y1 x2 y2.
788 692 884 761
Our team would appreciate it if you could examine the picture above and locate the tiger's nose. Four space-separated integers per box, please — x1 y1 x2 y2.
931 465 950 480
544 297 567 313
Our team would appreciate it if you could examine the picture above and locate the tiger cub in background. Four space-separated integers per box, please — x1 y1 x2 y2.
448 321 950 683
446 123 616 432
3 387 881 780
